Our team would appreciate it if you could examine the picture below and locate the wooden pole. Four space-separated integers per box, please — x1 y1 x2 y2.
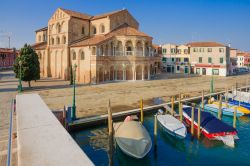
140 98 144 124
180 103 183 123
218 95 222 120
154 114 158 147
178 94 182 122
233 106 237 128
107 100 113 166
225 87 229 108
63 106 66 128
191 106 194 136
201 90 204 111
171 96 174 116
197 107 201 138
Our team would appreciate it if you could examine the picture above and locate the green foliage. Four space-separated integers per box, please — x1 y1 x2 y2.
13 44 40 87
70 65 73 85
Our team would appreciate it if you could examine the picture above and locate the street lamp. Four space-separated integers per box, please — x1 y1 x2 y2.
18 60 23 93
72 64 77 120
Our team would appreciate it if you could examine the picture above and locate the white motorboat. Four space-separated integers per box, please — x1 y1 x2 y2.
157 114 187 139
113 120 152 159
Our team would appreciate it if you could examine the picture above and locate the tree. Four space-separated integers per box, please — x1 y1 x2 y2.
13 44 40 87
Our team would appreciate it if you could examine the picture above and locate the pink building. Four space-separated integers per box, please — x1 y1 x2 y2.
0 48 18 69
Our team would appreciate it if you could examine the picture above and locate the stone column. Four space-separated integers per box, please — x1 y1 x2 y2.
148 66 150 80
142 41 145 57
132 65 135 80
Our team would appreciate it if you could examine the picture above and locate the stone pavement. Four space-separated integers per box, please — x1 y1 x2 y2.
0 70 18 166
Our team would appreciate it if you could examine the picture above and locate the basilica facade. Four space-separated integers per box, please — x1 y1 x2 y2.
33 8 161 84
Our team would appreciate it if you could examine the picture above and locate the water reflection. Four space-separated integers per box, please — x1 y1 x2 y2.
158 126 186 152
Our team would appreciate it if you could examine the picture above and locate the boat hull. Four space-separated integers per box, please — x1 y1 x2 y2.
114 121 152 159
157 115 186 139
204 104 244 117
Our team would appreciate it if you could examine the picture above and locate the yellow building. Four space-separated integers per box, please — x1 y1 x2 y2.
32 8 161 84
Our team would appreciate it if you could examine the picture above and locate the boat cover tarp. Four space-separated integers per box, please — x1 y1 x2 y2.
228 90 250 103
183 107 236 134
228 99 250 109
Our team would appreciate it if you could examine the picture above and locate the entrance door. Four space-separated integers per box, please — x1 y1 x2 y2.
185 66 189 74
202 68 206 75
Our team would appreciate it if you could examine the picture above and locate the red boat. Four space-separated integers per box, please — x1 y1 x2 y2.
182 105 238 147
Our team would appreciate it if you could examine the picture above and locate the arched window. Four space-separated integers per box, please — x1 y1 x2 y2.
56 37 60 44
92 26 96 35
81 26 85 35
72 51 76 60
51 38 54 45
92 47 96 55
80 51 85 60
38 35 41 42
56 23 61 33
62 36 66 44
100 24 105 33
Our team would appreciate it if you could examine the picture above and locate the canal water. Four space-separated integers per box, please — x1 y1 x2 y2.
71 111 250 166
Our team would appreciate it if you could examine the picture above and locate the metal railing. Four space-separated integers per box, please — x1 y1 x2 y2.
6 98 15 166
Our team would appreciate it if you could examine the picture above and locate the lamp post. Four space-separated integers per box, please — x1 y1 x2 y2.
18 60 23 93
72 64 77 120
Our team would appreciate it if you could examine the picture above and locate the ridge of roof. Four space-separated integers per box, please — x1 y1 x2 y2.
186 41 225 47
91 9 126 20
70 24 151 47
60 8 92 20
35 27 48 32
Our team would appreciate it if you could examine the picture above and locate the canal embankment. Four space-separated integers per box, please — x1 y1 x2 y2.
16 93 93 166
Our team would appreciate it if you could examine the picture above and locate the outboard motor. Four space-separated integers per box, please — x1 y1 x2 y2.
157 109 164 115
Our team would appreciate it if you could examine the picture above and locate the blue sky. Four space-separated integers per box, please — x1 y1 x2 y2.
0 0 250 51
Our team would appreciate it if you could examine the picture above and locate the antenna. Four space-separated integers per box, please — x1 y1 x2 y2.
0 31 11 48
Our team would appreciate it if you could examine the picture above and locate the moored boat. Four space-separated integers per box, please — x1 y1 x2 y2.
157 114 187 139
204 102 245 117
183 105 239 147
113 117 152 159
228 99 250 110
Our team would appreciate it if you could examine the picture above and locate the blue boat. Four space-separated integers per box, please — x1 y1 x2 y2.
228 99 250 110
203 103 244 117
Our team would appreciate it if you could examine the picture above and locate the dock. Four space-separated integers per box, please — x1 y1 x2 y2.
69 85 250 130
16 94 93 166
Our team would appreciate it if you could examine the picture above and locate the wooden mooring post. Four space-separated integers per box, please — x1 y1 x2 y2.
178 94 183 122
140 98 144 124
197 107 201 138
225 87 229 108
154 114 158 147
171 96 174 116
233 106 237 128
201 90 204 111
107 100 113 166
191 106 194 136
218 94 222 120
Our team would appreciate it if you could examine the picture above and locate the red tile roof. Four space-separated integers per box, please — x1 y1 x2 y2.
35 27 48 32
0 48 17 53
91 9 126 20
31 42 47 50
60 8 92 20
71 24 151 47
186 42 225 47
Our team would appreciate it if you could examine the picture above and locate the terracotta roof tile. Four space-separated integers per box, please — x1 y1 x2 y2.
60 8 92 20
35 27 48 32
71 24 151 47
186 42 225 47
91 9 126 20
0 48 17 53
32 42 47 50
